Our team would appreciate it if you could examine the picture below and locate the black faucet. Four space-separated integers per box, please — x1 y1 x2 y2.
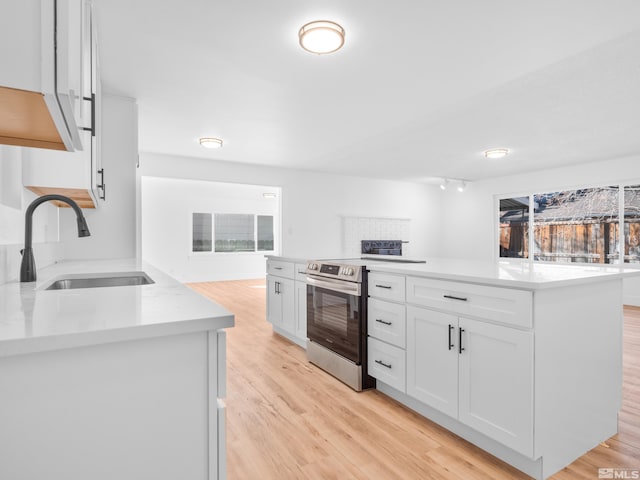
20 194 91 283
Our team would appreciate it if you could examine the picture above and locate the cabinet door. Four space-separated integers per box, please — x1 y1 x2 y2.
279 278 295 334
294 281 307 341
266 277 283 326
406 306 458 418
458 318 533 457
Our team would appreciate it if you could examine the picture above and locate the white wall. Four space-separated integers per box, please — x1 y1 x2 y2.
141 176 280 282
139 152 441 279
0 146 61 284
60 95 138 260
438 154 640 305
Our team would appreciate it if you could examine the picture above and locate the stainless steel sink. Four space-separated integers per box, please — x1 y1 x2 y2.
44 272 155 290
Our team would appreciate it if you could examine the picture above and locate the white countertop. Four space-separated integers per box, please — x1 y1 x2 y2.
265 255 309 264
0 259 234 357
367 258 640 289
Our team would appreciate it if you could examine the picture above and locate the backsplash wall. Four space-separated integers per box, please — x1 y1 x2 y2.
342 216 411 258
0 146 61 284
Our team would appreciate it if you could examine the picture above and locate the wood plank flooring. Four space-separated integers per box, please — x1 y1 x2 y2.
188 279 640 479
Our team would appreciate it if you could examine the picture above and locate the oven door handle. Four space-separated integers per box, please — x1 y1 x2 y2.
306 275 361 297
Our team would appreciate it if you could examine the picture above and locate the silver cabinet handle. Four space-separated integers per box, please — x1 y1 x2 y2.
375 319 392 326
375 359 392 369
375 284 392 289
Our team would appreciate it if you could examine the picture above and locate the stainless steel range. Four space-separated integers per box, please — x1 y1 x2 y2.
305 260 375 391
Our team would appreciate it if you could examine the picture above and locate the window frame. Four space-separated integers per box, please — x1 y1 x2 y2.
189 211 276 256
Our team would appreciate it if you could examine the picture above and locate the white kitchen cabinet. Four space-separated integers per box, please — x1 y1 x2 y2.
406 305 533 456
267 276 294 332
367 274 408 392
0 0 93 152
0 329 229 480
406 307 458 417
266 259 307 348
21 0 103 209
458 317 533 457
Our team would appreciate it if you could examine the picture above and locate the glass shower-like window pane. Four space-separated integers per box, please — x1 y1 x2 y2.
499 197 529 259
192 213 212 252
533 187 619 264
214 214 255 252
624 185 640 263
257 215 274 251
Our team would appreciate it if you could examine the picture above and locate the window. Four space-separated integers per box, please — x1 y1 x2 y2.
215 214 255 252
533 187 619 263
257 215 274 251
499 197 529 259
624 185 640 263
192 213 212 252
192 213 275 254
498 185 640 264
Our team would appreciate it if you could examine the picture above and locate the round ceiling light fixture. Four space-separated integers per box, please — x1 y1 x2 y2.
484 148 509 159
199 137 223 149
299 20 345 54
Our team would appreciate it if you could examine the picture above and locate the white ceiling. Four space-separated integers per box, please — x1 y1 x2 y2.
94 0 640 183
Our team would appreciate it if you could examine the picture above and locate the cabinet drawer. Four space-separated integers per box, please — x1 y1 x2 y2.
368 298 406 348
368 337 406 392
295 263 308 282
368 272 406 303
267 260 294 279
406 277 532 328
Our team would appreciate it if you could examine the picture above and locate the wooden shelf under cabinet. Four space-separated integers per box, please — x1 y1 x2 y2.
24 186 96 209
0 87 66 151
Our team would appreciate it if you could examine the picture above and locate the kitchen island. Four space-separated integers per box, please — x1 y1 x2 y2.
0 259 234 480
365 259 640 480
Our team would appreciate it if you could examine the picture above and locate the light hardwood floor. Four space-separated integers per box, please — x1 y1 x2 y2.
188 279 640 480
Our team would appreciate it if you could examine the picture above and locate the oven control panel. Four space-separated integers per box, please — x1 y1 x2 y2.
306 261 363 283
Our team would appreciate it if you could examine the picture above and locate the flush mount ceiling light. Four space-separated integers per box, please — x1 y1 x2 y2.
199 137 223 149
299 20 345 54
484 148 509 159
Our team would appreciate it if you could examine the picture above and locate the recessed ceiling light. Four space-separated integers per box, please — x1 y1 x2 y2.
484 148 509 159
263 193 277 199
299 20 345 54
199 137 223 149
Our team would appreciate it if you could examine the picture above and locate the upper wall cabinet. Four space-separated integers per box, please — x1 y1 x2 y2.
17 0 104 208
0 0 93 152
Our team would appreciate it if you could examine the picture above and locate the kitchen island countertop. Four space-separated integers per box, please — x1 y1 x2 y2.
366 258 640 289
0 258 234 357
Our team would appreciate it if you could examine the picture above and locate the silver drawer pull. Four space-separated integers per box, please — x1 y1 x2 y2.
375 359 392 369
375 319 392 326
444 294 468 302
375 284 392 289
274 267 283 270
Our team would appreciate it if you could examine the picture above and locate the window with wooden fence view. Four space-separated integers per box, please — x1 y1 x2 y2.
500 185 640 264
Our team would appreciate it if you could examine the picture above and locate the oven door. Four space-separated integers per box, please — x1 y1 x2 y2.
306 275 362 364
